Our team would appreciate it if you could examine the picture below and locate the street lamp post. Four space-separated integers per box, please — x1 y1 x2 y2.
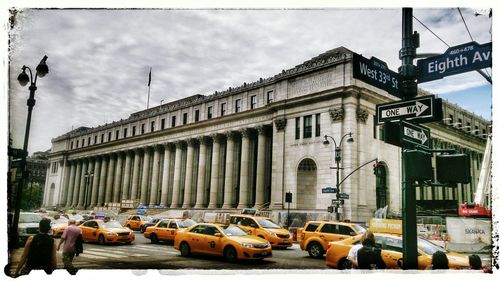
84 170 94 209
323 132 354 221
10 55 49 249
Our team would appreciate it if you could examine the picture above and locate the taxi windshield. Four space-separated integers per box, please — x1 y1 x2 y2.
353 224 366 233
178 219 196 228
221 225 248 236
19 214 42 223
256 218 281 229
418 238 447 255
102 221 122 229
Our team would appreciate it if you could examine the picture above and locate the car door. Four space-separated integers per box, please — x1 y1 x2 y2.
375 236 403 269
239 218 258 235
317 223 340 248
155 220 170 241
166 221 178 241
188 225 209 254
200 225 223 255
81 221 99 242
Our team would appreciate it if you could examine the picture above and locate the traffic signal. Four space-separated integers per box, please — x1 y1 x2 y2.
285 192 293 203
404 150 433 181
327 206 334 213
436 154 471 184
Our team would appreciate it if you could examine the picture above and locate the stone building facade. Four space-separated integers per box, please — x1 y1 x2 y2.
43 47 489 222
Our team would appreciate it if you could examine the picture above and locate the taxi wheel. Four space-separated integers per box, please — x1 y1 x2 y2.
98 235 105 245
307 242 324 258
180 242 190 257
150 234 159 244
223 246 237 262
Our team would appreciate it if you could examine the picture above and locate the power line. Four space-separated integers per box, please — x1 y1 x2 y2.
413 16 450 48
457 8 474 42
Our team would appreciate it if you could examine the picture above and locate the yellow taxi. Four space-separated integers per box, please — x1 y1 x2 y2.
325 219 469 270
125 215 151 231
299 220 366 258
79 219 135 245
229 214 292 248
174 223 272 262
50 216 69 238
143 218 196 243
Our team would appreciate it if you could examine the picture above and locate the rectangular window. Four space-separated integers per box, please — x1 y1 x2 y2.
101 134 104 143
183 112 188 125
94 135 97 144
295 117 300 140
266 90 274 104
151 121 155 132
194 109 200 122
115 130 120 139
71 141 74 149
303 115 312 138
141 123 145 134
108 132 112 141
448 114 453 124
207 106 213 119
123 128 128 138
235 99 241 113
76 140 79 148
171 115 176 127
250 95 257 109
315 113 321 137
474 125 479 135
220 103 226 116
132 126 136 136
161 118 165 129
82 138 85 146
88 137 91 145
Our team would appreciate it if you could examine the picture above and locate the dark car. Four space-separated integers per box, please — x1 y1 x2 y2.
140 217 163 233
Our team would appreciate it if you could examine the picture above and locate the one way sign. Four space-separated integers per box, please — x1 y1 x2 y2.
376 95 442 125
401 121 431 148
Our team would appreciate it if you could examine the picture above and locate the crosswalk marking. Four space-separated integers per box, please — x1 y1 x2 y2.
85 248 149 257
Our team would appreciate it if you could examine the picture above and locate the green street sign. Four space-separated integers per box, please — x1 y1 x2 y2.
400 121 431 148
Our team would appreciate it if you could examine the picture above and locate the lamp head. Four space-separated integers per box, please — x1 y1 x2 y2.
36 55 49 77
323 135 330 145
17 67 30 86
346 133 354 143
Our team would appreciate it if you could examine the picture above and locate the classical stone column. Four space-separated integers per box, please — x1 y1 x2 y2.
237 129 251 209
130 148 142 201
65 161 77 207
208 134 222 208
76 159 88 209
222 132 236 208
121 151 132 200
105 153 116 204
140 147 152 205
194 137 208 208
60 160 71 207
90 156 101 207
71 160 83 207
113 152 124 203
170 141 184 208
160 143 172 206
182 139 196 208
149 145 162 207
97 155 109 206
254 126 267 208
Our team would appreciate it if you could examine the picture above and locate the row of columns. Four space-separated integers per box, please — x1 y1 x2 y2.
58 126 270 210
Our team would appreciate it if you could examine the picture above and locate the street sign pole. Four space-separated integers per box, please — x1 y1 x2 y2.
400 8 418 270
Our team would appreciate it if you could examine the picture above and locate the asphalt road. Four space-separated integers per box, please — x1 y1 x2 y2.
7 230 327 274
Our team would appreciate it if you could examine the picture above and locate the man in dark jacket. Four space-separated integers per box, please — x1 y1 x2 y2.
14 218 57 276
356 230 386 270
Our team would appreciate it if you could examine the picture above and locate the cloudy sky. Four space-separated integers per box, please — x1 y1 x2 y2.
6 5 493 154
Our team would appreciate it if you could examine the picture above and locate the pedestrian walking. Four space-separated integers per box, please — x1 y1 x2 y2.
356 230 386 270
468 254 482 270
57 218 82 275
14 218 57 276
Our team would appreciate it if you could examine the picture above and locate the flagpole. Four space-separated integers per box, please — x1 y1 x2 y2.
147 67 152 109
